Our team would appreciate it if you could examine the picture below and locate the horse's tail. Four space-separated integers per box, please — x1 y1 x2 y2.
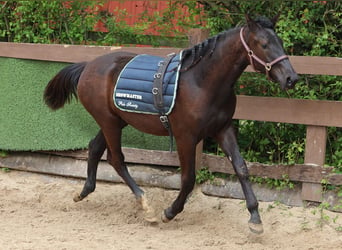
44 62 87 110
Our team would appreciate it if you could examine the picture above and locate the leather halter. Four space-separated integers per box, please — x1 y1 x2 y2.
240 27 288 79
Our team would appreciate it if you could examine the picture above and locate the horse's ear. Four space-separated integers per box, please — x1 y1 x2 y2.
245 13 253 23
271 13 280 26
245 13 258 30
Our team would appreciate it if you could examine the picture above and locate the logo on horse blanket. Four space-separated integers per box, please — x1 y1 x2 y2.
114 53 182 115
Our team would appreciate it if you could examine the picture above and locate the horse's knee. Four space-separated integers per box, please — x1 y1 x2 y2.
107 156 122 170
234 163 249 179
106 149 124 165
182 173 196 191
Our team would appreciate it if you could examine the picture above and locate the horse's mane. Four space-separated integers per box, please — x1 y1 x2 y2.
180 16 274 71
180 29 231 71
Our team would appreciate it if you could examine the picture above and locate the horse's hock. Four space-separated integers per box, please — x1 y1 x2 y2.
0 30 341 209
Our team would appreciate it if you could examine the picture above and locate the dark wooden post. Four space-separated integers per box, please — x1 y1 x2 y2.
187 28 210 171
301 125 327 202
188 28 210 47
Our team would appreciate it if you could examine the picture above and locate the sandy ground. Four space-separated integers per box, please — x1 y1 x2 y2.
0 169 341 250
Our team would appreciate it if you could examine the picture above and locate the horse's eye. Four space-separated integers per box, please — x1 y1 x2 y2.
261 43 267 49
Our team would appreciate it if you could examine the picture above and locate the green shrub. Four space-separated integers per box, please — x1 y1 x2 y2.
0 1 102 44
0 1 340 167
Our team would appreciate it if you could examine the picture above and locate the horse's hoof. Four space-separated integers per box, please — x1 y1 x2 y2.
73 193 83 202
138 195 158 223
161 211 171 223
142 206 158 223
248 222 264 234
144 212 158 223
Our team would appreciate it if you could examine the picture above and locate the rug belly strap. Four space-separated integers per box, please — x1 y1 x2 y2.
152 53 177 152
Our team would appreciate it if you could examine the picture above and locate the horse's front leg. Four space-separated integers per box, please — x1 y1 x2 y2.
162 137 196 222
215 124 263 234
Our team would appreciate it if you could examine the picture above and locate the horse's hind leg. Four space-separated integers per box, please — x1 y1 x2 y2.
215 124 263 234
103 119 157 223
74 130 106 202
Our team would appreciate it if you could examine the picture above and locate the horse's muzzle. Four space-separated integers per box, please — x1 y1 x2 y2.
285 73 299 89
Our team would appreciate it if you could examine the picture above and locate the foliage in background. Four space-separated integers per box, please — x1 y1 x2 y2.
0 1 102 44
0 1 341 168
0 1 190 46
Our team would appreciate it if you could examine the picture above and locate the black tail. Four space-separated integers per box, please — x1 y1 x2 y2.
44 62 87 110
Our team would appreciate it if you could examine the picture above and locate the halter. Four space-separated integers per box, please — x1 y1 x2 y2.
240 27 288 79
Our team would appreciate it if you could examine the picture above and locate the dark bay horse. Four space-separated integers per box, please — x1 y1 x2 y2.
44 15 298 234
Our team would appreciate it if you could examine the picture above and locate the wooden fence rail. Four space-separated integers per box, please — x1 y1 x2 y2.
1 41 341 202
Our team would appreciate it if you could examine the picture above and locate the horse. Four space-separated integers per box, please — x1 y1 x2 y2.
44 15 298 234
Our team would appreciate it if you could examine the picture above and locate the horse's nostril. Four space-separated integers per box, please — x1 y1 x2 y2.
286 77 293 85
285 77 295 89
286 74 298 88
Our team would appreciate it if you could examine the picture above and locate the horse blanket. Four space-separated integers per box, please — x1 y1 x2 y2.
113 52 182 115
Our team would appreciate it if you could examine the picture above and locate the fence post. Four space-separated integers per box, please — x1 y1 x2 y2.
187 28 210 171
302 125 327 202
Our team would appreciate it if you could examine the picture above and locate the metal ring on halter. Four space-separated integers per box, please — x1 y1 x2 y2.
265 63 272 71
248 50 254 57
152 87 159 95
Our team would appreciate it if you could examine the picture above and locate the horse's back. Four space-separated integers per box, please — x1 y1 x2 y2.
85 51 136 77
77 52 135 116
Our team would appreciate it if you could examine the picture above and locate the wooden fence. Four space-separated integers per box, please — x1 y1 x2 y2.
0 41 341 203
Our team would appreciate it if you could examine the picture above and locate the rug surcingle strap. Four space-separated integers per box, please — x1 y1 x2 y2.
153 53 177 152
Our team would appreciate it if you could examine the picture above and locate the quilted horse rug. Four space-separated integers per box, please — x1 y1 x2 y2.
113 52 182 115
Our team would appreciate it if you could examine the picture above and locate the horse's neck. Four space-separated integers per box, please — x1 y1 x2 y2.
198 28 248 90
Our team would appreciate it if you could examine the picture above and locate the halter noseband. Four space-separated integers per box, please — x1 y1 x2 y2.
240 27 288 79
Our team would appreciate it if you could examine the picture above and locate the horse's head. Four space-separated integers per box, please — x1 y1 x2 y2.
241 15 298 90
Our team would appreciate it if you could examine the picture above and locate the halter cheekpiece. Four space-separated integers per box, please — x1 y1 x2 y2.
240 27 288 79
